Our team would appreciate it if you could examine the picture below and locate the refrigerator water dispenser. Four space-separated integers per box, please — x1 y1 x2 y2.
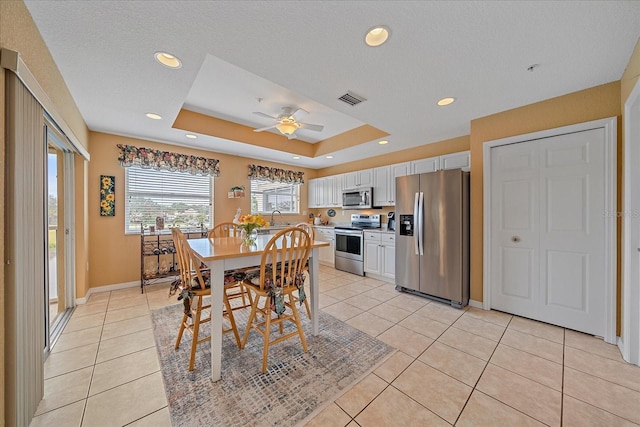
399 214 413 236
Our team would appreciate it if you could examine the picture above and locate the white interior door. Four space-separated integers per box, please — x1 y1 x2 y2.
490 141 540 319
490 128 608 337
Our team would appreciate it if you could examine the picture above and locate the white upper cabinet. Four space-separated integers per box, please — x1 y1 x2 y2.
323 175 342 207
441 151 470 171
411 157 440 174
374 162 410 206
344 169 374 189
308 152 468 209
389 162 410 204
308 178 320 208
373 166 391 207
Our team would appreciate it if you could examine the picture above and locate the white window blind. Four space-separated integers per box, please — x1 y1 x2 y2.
250 179 300 214
125 167 213 233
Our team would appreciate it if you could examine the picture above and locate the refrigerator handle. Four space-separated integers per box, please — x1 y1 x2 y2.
418 191 424 256
414 192 420 255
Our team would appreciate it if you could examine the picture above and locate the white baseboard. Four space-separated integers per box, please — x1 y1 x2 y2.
618 336 625 357
468 299 483 309
75 280 140 305
363 272 395 284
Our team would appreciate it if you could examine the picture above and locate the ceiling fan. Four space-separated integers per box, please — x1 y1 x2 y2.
253 107 324 139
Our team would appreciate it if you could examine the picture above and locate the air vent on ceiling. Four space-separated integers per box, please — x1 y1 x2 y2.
338 91 367 106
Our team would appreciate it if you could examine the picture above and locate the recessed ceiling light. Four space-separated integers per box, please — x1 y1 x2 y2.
378 140 389 145
293 156 300 160
365 26 390 47
154 51 182 69
437 97 456 106
326 155 333 159
185 134 197 139
145 113 162 120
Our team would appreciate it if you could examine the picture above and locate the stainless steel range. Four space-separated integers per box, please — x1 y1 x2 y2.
334 214 381 276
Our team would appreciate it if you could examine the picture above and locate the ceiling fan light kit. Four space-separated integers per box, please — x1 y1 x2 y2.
275 121 299 136
253 106 324 139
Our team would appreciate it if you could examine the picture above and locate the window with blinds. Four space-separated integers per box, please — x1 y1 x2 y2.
250 179 300 214
125 167 213 233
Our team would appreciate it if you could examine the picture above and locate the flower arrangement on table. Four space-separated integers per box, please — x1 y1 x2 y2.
237 214 269 246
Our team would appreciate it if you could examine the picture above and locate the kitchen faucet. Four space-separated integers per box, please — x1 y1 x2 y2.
270 210 282 226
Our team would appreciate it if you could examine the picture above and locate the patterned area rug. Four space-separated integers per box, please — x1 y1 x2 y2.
151 303 396 426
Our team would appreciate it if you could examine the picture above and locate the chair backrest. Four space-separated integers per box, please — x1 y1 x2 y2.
172 227 207 290
256 227 311 292
294 222 315 241
208 222 240 238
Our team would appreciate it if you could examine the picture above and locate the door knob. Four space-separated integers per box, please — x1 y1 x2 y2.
512 236 521 243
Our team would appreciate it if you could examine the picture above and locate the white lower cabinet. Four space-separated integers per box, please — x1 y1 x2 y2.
364 231 395 281
316 227 335 266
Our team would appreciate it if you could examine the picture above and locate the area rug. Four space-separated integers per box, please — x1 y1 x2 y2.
151 303 396 427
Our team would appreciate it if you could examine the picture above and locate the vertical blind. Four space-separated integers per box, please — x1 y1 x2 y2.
5 71 46 426
125 166 213 232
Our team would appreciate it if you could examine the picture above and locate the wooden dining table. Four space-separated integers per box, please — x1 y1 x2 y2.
187 233 330 381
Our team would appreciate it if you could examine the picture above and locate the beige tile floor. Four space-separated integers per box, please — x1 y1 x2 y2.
31 266 640 426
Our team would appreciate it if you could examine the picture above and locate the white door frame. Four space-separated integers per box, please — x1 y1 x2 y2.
483 117 617 344
623 79 640 365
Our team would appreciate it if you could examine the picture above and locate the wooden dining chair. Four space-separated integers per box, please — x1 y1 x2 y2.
207 222 253 310
208 222 240 238
289 222 314 318
172 228 242 371
294 222 315 241
241 226 312 373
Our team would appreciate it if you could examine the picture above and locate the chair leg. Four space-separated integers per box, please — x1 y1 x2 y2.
303 296 311 319
189 295 203 371
290 299 308 353
241 292 259 349
239 282 248 306
175 312 188 349
223 292 242 348
244 283 254 307
262 307 271 373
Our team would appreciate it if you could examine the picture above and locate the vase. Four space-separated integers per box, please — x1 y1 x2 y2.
242 228 259 247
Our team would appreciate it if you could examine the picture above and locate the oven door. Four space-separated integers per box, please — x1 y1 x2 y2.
334 229 363 261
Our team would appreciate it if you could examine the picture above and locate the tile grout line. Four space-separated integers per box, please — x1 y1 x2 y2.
80 289 111 427
451 312 512 426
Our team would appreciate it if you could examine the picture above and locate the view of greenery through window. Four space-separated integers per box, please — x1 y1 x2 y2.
125 167 213 233
250 179 300 215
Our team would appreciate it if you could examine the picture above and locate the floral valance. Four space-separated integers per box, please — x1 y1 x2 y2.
248 164 304 184
117 144 220 177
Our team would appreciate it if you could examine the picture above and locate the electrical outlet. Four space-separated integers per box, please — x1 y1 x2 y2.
342 211 345 216
302 210 307 215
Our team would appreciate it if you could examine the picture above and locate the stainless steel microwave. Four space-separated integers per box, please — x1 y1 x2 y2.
342 188 373 209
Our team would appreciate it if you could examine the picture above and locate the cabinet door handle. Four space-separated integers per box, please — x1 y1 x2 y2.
511 236 521 243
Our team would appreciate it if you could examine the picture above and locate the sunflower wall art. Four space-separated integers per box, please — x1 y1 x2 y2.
100 175 116 216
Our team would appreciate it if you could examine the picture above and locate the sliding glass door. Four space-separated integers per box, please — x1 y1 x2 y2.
45 122 75 351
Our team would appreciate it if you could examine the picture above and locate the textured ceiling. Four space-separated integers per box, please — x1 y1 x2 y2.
24 1 640 168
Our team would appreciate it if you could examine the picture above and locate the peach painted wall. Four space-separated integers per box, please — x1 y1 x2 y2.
470 81 622 329
621 38 640 103
87 132 317 288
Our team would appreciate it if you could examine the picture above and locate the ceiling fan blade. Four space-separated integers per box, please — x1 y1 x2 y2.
253 125 277 132
298 122 324 132
253 111 277 120
291 108 308 120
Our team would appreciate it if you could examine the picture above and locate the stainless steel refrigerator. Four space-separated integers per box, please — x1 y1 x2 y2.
395 169 470 307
